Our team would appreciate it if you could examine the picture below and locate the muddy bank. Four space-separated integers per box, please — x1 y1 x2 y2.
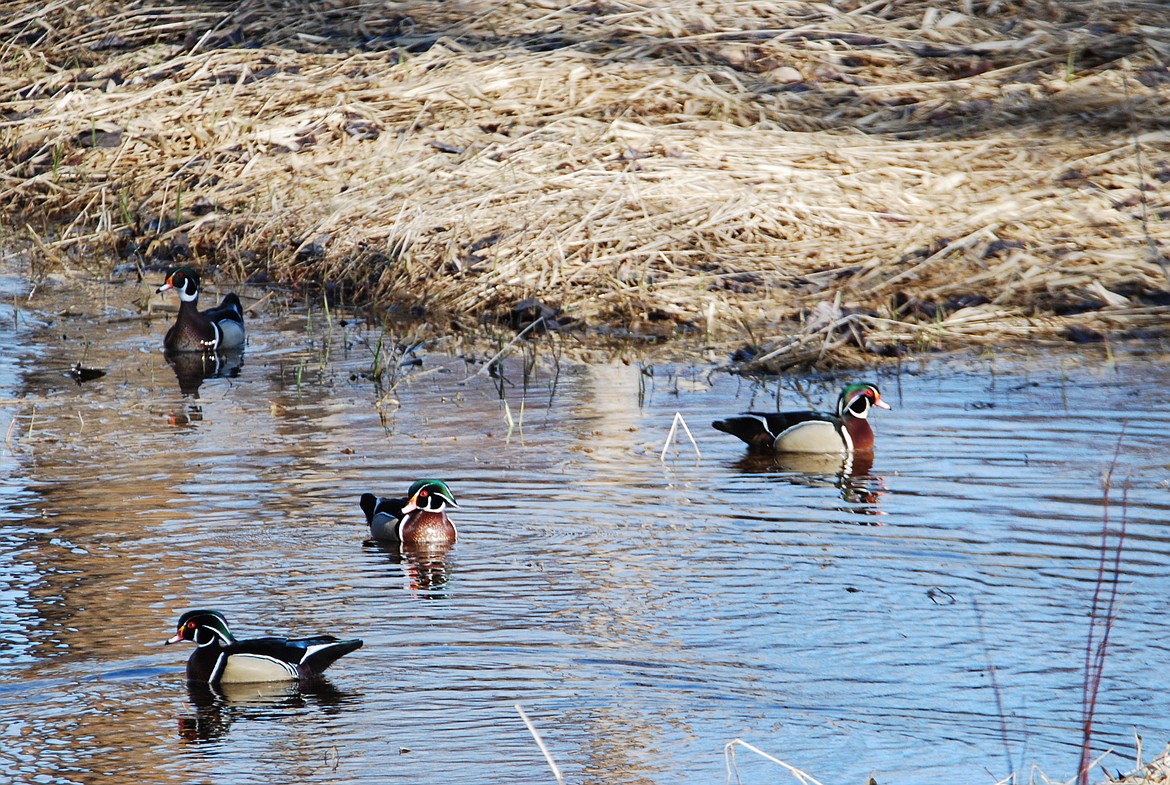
2 0 1170 368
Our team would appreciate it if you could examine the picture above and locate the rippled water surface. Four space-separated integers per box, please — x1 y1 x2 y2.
2 271 1170 785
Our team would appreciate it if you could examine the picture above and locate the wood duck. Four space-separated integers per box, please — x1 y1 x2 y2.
156 267 245 353
360 479 459 545
165 610 363 684
712 382 890 453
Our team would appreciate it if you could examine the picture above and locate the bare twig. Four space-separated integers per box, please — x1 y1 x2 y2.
459 318 544 385
972 598 1015 779
514 704 564 785
1078 430 1130 785
723 739 826 785
660 411 701 462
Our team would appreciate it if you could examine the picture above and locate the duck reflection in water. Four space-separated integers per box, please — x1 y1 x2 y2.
732 450 886 515
366 539 455 600
178 677 352 744
166 348 243 397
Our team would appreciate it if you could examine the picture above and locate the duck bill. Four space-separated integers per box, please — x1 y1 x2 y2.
164 632 184 645
156 280 174 294
401 493 421 515
874 398 891 410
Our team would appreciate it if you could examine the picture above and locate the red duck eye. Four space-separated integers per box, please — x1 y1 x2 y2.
186 621 195 629
420 490 428 498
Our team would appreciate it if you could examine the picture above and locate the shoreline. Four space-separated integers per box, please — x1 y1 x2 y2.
2 0 1169 369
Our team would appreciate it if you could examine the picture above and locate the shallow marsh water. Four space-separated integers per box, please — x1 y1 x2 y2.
1 273 1169 784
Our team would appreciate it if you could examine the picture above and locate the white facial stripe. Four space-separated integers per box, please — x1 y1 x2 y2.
195 623 231 647
844 390 873 420
748 414 775 437
211 653 227 682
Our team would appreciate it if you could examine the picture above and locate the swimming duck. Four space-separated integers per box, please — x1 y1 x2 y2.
165 610 362 684
156 267 245 353
359 479 459 545
712 382 890 453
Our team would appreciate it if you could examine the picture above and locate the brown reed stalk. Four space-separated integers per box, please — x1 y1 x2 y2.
1078 433 1130 785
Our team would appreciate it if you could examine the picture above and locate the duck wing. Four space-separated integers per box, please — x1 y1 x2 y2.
218 635 363 682
712 410 824 449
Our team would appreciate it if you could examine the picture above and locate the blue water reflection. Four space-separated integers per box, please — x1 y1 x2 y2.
0 273 1168 784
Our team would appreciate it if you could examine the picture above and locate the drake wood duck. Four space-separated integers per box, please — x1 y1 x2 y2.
156 267 246 353
360 479 459 545
712 382 890 453
165 610 362 684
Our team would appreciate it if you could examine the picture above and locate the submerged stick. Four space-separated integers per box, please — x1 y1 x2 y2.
723 739 826 785
514 704 564 785
459 317 545 385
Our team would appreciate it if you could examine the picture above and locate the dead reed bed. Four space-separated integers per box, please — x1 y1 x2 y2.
1107 746 1170 785
2 1 1170 366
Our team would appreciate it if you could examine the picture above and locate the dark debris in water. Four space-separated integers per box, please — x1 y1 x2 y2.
730 344 763 363
510 297 562 331
1065 324 1106 344
66 363 106 385
926 587 956 605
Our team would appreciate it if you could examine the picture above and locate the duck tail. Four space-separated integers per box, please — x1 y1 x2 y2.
301 638 364 675
711 415 776 449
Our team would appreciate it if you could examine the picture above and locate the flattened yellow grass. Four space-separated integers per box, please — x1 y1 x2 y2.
2 1 1169 365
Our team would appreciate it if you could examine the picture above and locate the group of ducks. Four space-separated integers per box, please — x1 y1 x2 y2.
164 481 461 684
155 266 890 686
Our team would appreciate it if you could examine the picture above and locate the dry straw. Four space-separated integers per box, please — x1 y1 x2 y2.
1 0 1169 366
1108 743 1170 785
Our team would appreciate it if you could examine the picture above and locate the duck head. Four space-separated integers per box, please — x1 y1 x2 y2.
166 610 234 648
836 383 891 421
401 479 459 515
157 267 202 302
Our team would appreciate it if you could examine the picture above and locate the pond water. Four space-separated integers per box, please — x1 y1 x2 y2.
1 269 1169 785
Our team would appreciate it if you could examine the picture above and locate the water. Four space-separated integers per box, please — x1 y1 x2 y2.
1 270 1169 784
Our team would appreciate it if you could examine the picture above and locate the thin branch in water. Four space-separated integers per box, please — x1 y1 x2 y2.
460 317 545 385
723 739 826 785
971 597 1015 779
502 399 525 443
1078 430 1129 785
4 416 16 455
514 704 564 785
660 411 701 462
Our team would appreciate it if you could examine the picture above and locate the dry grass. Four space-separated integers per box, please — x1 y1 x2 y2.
2 0 1170 366
1106 745 1170 784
